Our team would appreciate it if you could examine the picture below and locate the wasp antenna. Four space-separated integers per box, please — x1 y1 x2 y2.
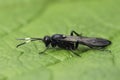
16 38 43 48
17 38 43 41
30 38 43 40
16 42 26 48
16 39 32 48
16 38 32 40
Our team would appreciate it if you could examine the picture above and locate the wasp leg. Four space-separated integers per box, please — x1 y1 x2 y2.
39 47 49 54
75 41 79 49
70 50 81 57
70 30 82 36
71 41 81 56
68 41 80 56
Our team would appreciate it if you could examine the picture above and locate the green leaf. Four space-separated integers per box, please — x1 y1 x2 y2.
0 0 120 80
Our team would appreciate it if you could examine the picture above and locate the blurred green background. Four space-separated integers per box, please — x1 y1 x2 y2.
0 0 120 80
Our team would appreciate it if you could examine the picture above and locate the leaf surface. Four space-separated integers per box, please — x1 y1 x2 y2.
0 0 120 80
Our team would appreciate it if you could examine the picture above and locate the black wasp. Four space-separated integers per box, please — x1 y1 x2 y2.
16 31 111 56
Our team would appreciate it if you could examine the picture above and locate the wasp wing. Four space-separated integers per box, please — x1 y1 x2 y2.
78 37 111 47
59 36 79 42
60 36 111 47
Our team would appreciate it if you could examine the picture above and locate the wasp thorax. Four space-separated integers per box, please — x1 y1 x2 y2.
51 34 66 40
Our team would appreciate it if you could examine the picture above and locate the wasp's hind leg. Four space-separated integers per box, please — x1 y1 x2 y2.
70 41 80 57
75 41 79 49
70 30 82 36
70 50 81 57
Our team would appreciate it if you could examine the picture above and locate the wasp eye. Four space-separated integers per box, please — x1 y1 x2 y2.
43 36 51 47
43 36 50 41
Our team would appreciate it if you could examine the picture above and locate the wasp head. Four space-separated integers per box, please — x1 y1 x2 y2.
43 36 51 47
